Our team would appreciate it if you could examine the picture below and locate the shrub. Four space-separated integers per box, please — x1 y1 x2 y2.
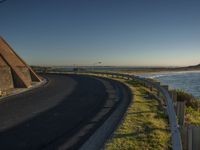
175 90 200 110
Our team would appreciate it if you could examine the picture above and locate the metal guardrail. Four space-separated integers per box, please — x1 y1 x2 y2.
88 71 183 150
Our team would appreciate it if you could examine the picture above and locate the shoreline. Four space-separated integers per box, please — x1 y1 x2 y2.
122 70 200 99
118 69 200 75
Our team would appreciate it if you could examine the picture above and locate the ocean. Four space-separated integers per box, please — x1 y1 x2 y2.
60 66 200 98
139 71 200 98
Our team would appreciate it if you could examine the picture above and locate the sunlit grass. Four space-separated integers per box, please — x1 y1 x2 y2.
185 107 200 126
105 79 171 150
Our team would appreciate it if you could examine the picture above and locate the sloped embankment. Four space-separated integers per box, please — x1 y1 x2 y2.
105 79 171 150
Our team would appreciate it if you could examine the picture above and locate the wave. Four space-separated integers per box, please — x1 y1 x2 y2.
140 70 200 79
139 71 200 98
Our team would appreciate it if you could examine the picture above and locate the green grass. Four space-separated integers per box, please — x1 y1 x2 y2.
185 107 200 126
105 79 171 150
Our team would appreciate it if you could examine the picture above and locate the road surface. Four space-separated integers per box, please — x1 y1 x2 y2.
0 74 128 150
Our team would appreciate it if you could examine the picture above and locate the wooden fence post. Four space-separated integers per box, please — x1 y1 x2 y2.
182 125 200 150
162 85 169 92
154 82 161 97
150 86 153 91
192 126 200 150
169 90 177 112
176 100 185 126
180 125 187 150
188 125 193 150
169 90 177 103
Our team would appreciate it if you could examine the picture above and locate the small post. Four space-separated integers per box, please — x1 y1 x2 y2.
192 126 200 150
154 82 161 97
176 100 185 126
157 90 161 98
161 85 169 104
145 83 149 88
162 85 169 92
169 90 177 103
169 90 177 111
188 125 193 150
150 86 153 91
145 83 148 88
180 125 187 150
154 81 160 85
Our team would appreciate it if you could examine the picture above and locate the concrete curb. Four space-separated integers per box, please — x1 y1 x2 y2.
79 78 132 150
0 77 47 102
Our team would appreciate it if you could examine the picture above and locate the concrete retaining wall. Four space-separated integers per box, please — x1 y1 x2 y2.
0 55 14 91
17 66 32 85
0 66 14 90
0 37 41 90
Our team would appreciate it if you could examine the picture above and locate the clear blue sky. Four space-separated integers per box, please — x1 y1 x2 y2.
1 0 200 66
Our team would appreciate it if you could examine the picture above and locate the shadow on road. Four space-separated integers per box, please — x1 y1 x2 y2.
0 74 108 150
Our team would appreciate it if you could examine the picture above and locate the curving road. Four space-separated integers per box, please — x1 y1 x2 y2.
0 74 128 150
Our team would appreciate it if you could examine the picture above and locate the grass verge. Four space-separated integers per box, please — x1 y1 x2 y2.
105 79 171 150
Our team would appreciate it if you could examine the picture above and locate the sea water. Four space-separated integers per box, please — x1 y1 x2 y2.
140 71 200 98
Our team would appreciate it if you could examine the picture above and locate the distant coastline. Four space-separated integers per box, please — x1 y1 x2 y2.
31 63 200 74
117 64 200 74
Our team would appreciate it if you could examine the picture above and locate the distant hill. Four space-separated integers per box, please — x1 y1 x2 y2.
182 64 200 70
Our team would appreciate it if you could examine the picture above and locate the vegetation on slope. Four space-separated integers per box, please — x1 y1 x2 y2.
105 79 171 150
175 90 200 126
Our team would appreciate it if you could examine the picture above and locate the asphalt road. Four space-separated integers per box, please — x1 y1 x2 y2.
0 74 125 150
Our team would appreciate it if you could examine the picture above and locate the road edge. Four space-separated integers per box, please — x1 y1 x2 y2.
0 76 48 102
79 77 132 150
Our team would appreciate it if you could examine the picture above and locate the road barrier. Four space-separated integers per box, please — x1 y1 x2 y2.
87 71 183 150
